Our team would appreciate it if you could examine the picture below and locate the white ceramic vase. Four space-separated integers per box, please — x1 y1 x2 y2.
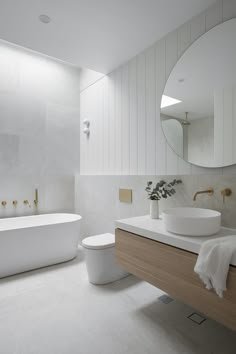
150 200 159 219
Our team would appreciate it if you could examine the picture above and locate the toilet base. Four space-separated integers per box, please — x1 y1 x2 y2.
84 247 129 285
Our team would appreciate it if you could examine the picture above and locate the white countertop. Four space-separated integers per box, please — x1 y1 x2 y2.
115 215 236 267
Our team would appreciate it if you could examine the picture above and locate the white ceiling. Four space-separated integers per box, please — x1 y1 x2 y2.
0 0 216 73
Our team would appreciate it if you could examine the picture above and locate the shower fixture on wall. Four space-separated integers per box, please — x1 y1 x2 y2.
34 189 39 207
83 119 90 136
170 112 191 127
181 112 191 126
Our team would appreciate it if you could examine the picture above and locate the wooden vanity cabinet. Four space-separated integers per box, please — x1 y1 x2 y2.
115 228 236 332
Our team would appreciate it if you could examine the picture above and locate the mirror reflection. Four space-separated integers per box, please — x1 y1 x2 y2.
161 19 236 168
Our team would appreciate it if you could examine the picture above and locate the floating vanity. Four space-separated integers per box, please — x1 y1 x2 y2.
115 215 236 331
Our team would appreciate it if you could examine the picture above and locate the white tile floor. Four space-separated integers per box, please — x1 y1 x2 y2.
0 248 235 354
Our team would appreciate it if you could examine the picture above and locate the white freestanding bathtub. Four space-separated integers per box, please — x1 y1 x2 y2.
0 213 81 278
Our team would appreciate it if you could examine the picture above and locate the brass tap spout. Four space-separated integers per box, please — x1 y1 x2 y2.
34 188 39 207
193 188 214 201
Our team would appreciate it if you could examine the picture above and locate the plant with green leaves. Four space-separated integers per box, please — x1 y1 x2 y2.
145 179 182 201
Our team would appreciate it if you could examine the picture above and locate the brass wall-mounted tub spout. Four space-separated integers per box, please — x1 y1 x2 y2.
34 188 39 207
193 188 214 201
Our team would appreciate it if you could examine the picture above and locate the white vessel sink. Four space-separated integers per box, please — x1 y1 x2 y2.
162 207 221 236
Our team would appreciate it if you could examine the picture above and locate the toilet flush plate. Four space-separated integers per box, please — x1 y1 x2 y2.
119 189 132 203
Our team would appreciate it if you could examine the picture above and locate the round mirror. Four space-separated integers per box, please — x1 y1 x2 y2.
161 19 236 168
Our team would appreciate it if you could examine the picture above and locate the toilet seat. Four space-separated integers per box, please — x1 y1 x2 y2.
82 233 115 250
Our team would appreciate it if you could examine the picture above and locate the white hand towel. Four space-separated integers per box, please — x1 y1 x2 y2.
194 236 236 298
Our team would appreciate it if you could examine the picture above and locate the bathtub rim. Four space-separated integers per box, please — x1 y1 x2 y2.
0 213 82 232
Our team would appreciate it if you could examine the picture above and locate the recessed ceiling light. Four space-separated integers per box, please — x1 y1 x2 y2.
39 14 51 24
161 95 182 109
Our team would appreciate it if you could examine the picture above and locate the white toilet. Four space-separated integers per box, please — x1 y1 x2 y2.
82 233 129 285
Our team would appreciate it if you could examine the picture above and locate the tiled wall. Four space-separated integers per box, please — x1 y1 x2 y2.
76 175 236 240
80 0 236 176
0 40 80 176
0 175 75 218
0 39 80 217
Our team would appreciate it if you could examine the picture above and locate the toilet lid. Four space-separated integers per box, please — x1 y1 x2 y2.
82 233 115 250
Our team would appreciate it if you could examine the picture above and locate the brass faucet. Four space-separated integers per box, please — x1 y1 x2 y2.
221 188 232 203
193 188 214 201
23 200 31 208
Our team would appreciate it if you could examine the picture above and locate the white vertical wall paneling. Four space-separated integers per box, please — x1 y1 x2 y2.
115 68 122 174
129 57 138 175
137 52 146 175
165 30 178 80
108 73 116 174
103 77 109 174
87 89 92 175
206 0 223 31
177 22 191 58
223 0 236 21
93 82 103 175
89 84 98 174
82 86 89 174
79 0 236 176
223 88 233 166
155 39 167 175
145 46 156 175
190 12 206 42
83 88 93 175
121 64 130 174
97 79 104 174
80 90 85 174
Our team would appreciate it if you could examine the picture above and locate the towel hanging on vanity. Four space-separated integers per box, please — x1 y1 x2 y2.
194 236 236 298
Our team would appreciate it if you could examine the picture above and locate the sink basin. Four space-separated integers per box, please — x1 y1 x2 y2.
162 207 221 236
